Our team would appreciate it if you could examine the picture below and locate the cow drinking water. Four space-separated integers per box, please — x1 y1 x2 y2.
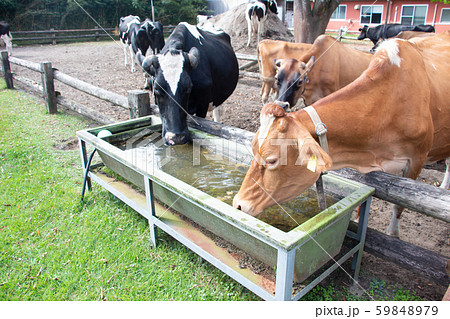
138 22 239 146
233 33 450 237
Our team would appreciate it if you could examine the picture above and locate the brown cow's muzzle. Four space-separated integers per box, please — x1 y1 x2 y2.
232 194 262 217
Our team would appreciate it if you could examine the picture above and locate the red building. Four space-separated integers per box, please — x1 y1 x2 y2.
326 0 450 33
205 1 450 33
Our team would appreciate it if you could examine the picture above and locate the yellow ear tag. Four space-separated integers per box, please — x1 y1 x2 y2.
307 154 317 172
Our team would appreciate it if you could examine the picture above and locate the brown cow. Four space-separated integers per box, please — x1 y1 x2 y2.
233 34 450 237
274 35 372 109
394 30 434 40
257 39 311 103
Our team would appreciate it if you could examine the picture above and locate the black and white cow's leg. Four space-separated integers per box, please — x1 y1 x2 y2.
246 18 252 47
122 42 128 66
1 33 12 56
143 73 150 90
209 103 222 122
441 158 450 189
129 45 137 72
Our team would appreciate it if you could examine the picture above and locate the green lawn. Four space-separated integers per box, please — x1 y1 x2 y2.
0 80 422 301
0 81 258 301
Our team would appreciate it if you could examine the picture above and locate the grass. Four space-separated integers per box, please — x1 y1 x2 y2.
0 81 256 301
0 80 422 301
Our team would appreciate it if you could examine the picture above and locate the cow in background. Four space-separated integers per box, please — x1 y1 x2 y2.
119 15 141 67
246 0 278 46
257 39 312 103
273 35 372 109
358 24 435 51
0 21 12 56
395 30 434 40
140 19 165 54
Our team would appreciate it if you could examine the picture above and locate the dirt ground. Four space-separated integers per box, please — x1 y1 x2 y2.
8 25 449 300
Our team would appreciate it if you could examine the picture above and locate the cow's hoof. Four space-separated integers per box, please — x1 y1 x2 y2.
386 226 400 238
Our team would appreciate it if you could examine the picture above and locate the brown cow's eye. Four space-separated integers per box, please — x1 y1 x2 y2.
264 157 278 169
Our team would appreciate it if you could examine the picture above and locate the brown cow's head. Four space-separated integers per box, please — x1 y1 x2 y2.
274 57 315 109
233 103 332 216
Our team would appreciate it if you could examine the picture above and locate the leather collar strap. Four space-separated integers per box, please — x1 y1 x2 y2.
304 106 329 154
303 105 329 211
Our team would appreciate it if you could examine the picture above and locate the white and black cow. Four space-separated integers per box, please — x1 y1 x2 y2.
118 15 141 67
358 23 435 51
137 22 239 145
246 0 278 47
0 21 12 56
140 19 165 54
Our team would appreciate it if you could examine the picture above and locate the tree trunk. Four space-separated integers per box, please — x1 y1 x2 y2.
294 0 340 44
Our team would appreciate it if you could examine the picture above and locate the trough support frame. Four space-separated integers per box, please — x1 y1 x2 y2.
78 139 92 192
275 249 296 300
144 176 158 248
77 131 373 301
351 197 372 281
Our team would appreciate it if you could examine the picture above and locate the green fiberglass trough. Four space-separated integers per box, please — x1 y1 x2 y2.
77 115 374 301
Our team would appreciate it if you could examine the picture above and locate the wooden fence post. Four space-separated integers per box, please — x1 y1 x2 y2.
51 28 56 45
95 26 99 41
1 51 14 89
40 61 57 114
127 90 151 119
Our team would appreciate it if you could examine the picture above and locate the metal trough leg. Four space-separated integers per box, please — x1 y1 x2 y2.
275 249 296 301
144 176 158 248
78 139 94 199
351 197 372 281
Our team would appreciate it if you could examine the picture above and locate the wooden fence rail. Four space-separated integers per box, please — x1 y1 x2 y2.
2 51 150 122
10 26 176 45
11 27 115 45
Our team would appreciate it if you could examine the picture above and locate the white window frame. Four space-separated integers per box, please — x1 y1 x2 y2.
440 8 450 24
360 5 384 25
400 5 428 25
331 5 347 21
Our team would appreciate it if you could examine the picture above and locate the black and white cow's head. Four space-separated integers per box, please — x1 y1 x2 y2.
138 48 200 145
357 25 369 40
267 0 278 14
140 20 165 54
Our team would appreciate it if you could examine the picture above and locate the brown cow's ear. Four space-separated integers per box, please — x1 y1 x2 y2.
302 56 315 76
277 118 287 132
296 137 332 172
274 59 282 70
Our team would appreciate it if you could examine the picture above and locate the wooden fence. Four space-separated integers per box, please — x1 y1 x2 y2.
1 49 449 288
1 51 150 123
10 26 176 45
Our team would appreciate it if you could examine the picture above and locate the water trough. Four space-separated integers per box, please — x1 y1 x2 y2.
76 115 374 301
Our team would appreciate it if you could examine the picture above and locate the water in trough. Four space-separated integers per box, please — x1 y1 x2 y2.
115 131 339 232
